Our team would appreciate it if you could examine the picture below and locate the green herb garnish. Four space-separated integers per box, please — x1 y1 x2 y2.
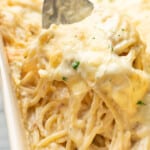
111 46 114 52
62 76 68 81
136 100 146 105
121 28 125 31
72 61 80 70
108 44 114 52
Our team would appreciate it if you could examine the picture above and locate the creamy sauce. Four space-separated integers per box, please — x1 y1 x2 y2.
92 0 150 74
93 0 150 51
1 0 150 150
39 7 149 118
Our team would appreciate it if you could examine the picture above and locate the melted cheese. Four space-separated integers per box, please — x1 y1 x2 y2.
1 0 150 150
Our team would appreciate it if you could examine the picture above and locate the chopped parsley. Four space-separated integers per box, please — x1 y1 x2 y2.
121 28 125 31
136 100 146 106
92 37 96 39
72 61 80 70
62 76 68 81
111 46 114 52
108 44 114 52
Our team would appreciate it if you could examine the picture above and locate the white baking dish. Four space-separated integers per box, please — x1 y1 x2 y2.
0 36 28 150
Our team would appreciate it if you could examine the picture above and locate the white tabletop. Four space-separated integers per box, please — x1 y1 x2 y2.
0 89 10 150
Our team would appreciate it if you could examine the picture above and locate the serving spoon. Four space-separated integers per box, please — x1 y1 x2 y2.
42 0 94 29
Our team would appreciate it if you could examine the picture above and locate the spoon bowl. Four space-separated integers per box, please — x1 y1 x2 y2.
42 0 94 29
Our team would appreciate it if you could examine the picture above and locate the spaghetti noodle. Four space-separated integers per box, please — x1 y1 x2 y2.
1 0 150 150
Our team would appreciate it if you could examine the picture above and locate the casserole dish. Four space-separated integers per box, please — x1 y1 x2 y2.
1 0 150 150
0 36 28 150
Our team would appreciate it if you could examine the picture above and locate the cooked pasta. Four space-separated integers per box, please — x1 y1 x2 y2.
1 0 150 150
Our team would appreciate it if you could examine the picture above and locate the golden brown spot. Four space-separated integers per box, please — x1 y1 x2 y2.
49 51 62 68
39 31 54 45
77 32 86 41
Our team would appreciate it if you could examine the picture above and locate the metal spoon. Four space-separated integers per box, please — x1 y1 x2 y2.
42 0 94 29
